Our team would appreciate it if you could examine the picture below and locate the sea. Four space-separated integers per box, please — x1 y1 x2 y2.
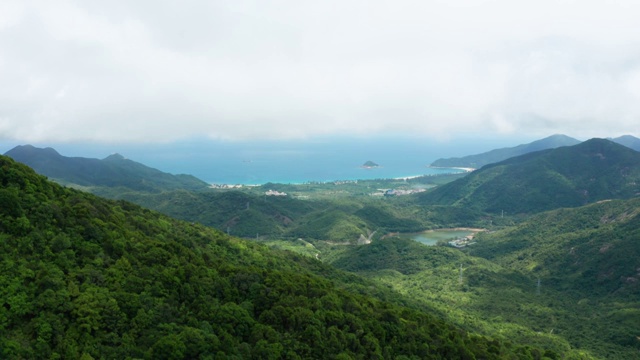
127 136 511 185
1 135 531 185
132 137 477 185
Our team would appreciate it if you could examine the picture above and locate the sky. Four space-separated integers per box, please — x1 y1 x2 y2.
1 0 640 145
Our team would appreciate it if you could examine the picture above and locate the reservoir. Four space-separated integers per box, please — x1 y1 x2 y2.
411 229 478 246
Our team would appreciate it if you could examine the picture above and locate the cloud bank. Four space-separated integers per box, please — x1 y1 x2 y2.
1 0 640 143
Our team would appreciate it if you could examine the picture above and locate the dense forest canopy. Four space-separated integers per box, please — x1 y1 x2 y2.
3 136 639 359
0 155 555 359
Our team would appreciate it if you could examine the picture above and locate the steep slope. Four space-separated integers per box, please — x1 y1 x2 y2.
118 189 316 238
5 145 208 192
0 155 547 359
419 138 640 214
430 134 581 169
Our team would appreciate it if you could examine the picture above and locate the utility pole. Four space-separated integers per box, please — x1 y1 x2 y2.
458 264 463 285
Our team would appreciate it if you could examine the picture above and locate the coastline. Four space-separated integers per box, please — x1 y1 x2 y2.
206 164 469 186
393 175 423 181
428 166 476 172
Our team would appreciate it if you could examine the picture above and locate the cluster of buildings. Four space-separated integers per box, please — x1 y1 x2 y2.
209 184 244 189
383 188 426 196
370 188 427 196
448 235 476 248
333 180 358 185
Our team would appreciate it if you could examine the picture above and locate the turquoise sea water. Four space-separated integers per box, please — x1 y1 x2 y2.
2 135 529 184
156 138 468 184
197 155 462 185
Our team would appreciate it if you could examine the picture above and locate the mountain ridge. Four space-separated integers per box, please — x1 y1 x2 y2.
431 134 640 170
5 144 208 192
430 134 581 169
611 134 640 151
419 138 640 214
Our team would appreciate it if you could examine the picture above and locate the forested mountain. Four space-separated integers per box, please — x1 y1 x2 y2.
468 197 640 299
328 220 640 358
0 154 549 359
465 197 640 356
430 134 639 170
4 145 208 192
419 138 640 214
611 134 640 151
430 134 581 169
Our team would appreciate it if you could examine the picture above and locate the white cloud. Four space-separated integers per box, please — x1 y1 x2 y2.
2 0 640 143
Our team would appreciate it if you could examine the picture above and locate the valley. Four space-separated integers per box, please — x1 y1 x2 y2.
3 135 640 359
406 228 483 247
6 4 640 359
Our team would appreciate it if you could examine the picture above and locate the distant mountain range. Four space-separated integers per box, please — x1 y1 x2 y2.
609 134 640 151
4 145 208 192
430 134 581 169
430 134 640 169
419 138 640 214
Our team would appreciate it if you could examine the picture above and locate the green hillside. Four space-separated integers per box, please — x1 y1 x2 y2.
430 134 580 169
419 138 640 214
3 145 480 241
463 198 640 356
328 234 638 359
468 197 640 298
4 145 208 192
0 155 550 359
112 188 487 242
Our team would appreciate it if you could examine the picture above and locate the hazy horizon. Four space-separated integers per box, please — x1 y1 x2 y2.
1 132 629 184
2 1 640 145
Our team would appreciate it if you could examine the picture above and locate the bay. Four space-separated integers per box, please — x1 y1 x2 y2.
147 136 472 184
2 135 531 185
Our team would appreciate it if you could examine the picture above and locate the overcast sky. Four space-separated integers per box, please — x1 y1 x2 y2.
2 0 640 144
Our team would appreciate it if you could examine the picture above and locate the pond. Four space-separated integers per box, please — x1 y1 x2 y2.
411 229 478 246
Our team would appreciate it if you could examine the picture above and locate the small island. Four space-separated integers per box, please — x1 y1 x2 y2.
362 161 380 169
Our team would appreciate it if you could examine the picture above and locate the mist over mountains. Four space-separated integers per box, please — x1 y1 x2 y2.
4 144 208 192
